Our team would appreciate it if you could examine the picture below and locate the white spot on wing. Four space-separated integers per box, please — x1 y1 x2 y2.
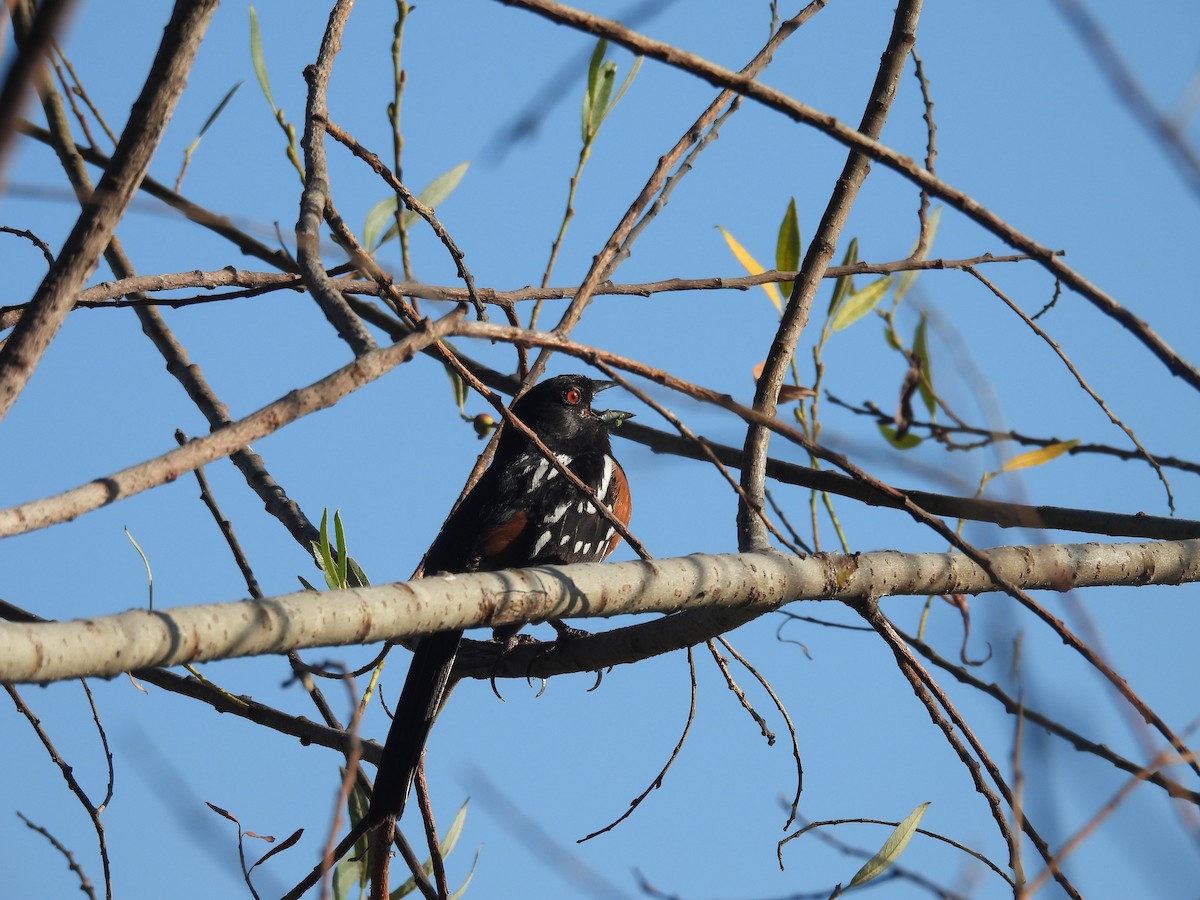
581 542 591 555
545 502 570 524
529 458 550 490
533 531 552 555
585 501 596 514
605 526 615 540
573 540 583 553
598 455 613 500
560 534 571 545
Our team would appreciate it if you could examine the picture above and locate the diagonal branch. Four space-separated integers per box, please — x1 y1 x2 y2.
497 0 1200 390
739 0 922 549
0 0 219 421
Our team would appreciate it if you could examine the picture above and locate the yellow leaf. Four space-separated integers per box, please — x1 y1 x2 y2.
999 440 1080 473
718 226 781 313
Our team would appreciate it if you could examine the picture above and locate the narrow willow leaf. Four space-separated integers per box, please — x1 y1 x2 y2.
248 7 275 111
912 314 936 416
252 827 303 872
582 39 608 140
999 440 1080 473
894 206 941 304
608 54 642 119
199 82 242 139
390 800 471 898
775 196 800 305
448 848 481 900
831 275 892 331
407 161 468 224
847 802 930 888
439 800 470 857
346 557 371 588
363 195 398 251
775 196 800 274
828 237 859 316
317 509 339 590
333 510 348 586
588 61 617 136
717 226 782 313
333 855 363 900
878 422 922 450
445 364 468 417
374 161 470 247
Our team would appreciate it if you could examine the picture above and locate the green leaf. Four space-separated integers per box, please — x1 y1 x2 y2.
439 799 469 858
878 422 922 450
332 854 364 900
588 61 617 137
775 197 800 304
297 575 318 591
448 847 481 900
775 197 800 274
894 206 941 304
446 364 468 417
372 161 470 248
346 557 371 588
125 527 154 611
363 196 399 252
582 39 608 140
390 800 471 898
333 510 348 587
248 7 275 112
831 275 892 331
315 508 340 590
847 802 930 888
912 315 935 416
580 39 639 141
609 54 642 121
199 82 242 140
828 237 858 316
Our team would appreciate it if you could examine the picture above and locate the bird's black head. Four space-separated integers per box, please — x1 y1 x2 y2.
501 374 633 457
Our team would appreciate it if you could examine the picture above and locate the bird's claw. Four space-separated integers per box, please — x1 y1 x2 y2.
488 631 538 701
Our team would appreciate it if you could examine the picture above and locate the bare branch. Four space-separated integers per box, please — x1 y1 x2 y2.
2 539 1198 686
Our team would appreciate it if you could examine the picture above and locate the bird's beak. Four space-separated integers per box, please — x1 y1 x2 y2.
595 407 633 427
590 381 633 427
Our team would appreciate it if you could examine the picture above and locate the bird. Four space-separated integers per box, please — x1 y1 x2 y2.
283 375 634 899
367 373 634 825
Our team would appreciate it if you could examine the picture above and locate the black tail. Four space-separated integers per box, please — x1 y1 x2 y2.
367 629 464 824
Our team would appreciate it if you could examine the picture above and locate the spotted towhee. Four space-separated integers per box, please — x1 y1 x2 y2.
367 373 634 825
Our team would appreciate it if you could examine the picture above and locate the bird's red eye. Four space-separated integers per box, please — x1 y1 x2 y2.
564 388 582 405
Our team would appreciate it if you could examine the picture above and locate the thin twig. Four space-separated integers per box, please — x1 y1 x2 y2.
7 684 113 900
16 812 98 900
578 646 698 841
967 265 1174 512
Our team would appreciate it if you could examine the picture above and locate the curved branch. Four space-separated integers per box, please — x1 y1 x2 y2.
499 0 1200 390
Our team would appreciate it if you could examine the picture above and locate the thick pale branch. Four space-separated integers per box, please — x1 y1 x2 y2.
3 540 1196 685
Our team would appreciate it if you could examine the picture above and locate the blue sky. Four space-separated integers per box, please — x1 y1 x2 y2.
3 1 1199 898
